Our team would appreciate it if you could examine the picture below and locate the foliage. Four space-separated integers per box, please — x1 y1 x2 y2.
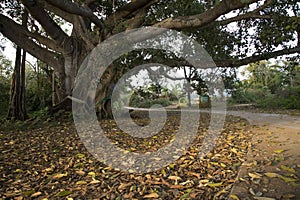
0 55 12 116
230 60 300 109
131 98 172 108
129 84 173 108
25 63 52 112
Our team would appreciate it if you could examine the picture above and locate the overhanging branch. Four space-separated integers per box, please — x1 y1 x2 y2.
153 0 259 29
21 0 69 44
45 0 104 29
214 46 300 67
0 14 64 72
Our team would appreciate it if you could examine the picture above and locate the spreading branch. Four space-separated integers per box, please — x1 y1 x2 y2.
153 0 259 29
0 14 64 72
105 0 157 26
215 46 300 67
37 0 75 23
218 0 274 25
21 0 69 44
45 0 104 29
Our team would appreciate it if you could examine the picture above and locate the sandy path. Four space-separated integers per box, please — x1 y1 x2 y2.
227 111 300 200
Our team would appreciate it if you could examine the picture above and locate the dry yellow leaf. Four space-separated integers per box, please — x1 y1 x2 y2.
220 163 227 168
253 197 275 200
88 172 96 177
279 176 298 183
75 170 85 176
248 172 262 179
230 148 238 154
90 180 100 184
15 169 23 173
274 149 285 154
76 180 87 185
144 193 159 198
31 192 42 197
206 182 223 187
280 165 295 173
229 194 240 200
52 173 67 179
77 153 85 158
264 172 280 178
168 175 181 181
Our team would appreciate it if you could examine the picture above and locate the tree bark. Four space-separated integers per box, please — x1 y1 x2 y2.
7 47 28 121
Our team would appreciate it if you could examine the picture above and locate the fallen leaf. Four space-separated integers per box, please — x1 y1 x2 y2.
76 180 87 185
206 182 223 187
230 148 238 154
87 171 96 178
253 197 275 200
15 169 23 173
31 192 42 197
249 172 262 179
168 175 181 181
144 193 159 198
56 190 72 197
264 172 280 178
77 153 85 158
75 170 85 176
279 176 298 183
274 149 285 154
229 194 240 200
282 194 295 199
52 173 68 179
280 165 295 173
89 180 100 184
220 163 227 168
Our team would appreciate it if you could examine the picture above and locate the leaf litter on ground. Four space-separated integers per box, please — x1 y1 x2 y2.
0 113 253 199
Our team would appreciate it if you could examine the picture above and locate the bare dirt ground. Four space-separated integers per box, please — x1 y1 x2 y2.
228 110 300 200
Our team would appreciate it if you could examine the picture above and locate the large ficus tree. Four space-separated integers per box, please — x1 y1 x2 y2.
0 0 299 116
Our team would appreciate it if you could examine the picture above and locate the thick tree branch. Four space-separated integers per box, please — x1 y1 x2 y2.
218 0 274 25
45 0 104 29
0 14 64 72
37 0 75 23
105 0 157 26
73 16 98 50
214 46 300 67
124 0 159 30
163 47 300 69
153 0 259 29
21 0 69 44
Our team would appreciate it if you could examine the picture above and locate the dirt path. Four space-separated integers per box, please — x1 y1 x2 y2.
227 111 300 200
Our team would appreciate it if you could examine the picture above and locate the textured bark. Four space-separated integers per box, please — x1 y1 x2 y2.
7 47 28 121
7 11 29 121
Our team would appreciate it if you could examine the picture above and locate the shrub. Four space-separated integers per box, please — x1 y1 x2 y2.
132 98 172 108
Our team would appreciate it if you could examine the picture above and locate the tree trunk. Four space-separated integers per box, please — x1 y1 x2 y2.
7 47 28 121
95 64 118 119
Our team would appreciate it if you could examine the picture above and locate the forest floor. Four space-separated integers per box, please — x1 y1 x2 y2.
227 110 300 200
0 109 299 199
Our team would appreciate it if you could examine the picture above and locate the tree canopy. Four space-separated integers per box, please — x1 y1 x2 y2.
0 0 299 114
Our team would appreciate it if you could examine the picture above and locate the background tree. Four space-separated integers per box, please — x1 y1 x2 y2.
0 55 12 116
0 0 299 117
230 60 300 109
